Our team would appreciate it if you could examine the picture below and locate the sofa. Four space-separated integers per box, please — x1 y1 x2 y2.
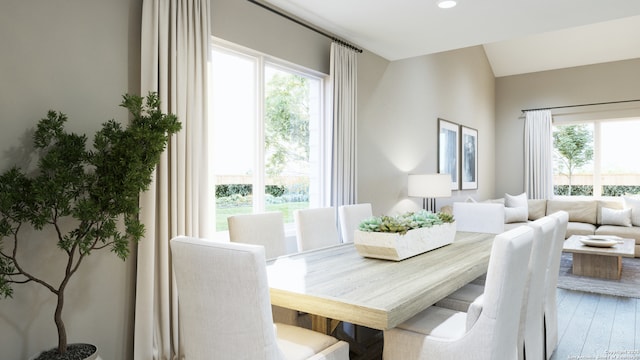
446 195 640 257
502 196 640 257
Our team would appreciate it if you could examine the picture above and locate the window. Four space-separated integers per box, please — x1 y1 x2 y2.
553 118 640 197
209 40 329 232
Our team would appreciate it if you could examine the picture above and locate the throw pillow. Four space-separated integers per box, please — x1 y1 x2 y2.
504 192 528 223
505 192 528 208
505 206 528 223
601 207 632 227
623 196 640 227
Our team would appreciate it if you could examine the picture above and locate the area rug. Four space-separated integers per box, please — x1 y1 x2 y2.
557 252 640 298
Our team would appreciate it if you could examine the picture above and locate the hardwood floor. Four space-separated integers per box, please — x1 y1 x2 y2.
344 288 639 359
550 288 639 360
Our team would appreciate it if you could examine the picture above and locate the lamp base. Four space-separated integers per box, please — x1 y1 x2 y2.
422 198 437 213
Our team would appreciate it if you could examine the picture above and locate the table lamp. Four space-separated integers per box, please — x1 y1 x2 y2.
408 174 452 212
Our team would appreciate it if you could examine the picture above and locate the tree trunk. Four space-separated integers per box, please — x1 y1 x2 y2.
55 288 67 354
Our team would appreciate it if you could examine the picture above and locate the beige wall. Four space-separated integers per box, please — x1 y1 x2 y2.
0 0 141 359
495 59 640 197
358 46 496 215
4 0 636 358
211 0 331 74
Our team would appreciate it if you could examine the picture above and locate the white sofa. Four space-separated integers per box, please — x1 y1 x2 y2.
447 196 640 257
504 197 640 257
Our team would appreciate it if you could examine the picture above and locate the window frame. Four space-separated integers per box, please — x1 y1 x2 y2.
552 116 640 197
209 37 331 232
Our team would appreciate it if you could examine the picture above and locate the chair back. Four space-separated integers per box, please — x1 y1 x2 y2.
453 202 505 234
520 216 556 360
544 210 569 358
228 212 288 259
338 203 373 243
480 226 533 359
170 237 283 360
294 207 340 251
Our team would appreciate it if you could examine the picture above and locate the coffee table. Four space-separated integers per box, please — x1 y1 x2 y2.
562 235 636 280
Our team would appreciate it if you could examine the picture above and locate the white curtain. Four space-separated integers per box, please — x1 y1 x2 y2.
134 1 212 359
524 110 554 199
330 42 358 209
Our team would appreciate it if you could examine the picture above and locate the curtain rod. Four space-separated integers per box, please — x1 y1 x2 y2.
521 99 640 113
247 0 363 53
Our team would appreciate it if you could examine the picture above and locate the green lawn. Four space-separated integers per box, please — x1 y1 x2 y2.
216 202 309 231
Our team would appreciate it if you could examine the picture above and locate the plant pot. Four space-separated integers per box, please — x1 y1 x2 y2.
354 221 456 261
30 343 101 360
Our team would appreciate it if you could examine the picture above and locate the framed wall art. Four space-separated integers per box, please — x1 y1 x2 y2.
461 125 478 190
437 118 459 190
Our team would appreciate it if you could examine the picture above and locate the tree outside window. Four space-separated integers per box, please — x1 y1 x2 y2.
553 124 593 196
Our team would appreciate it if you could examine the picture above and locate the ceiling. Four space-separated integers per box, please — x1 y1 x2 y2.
262 0 640 77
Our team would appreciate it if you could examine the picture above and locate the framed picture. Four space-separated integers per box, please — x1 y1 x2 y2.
437 118 459 190
461 126 478 190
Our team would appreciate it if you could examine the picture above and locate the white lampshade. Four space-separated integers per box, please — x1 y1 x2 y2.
408 174 452 198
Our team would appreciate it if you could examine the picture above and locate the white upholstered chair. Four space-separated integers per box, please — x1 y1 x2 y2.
436 215 556 360
452 202 505 234
382 226 534 360
518 215 556 360
433 202 505 311
544 211 569 359
294 207 340 251
170 237 350 360
338 203 373 243
227 211 289 259
227 212 298 325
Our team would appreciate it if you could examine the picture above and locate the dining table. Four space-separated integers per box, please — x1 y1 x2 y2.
266 231 495 332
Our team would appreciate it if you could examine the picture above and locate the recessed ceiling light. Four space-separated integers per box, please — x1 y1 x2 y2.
438 0 457 9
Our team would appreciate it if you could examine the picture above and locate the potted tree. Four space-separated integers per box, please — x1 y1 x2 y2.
0 93 181 359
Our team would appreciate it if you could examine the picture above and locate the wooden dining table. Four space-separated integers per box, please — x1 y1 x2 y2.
266 231 495 332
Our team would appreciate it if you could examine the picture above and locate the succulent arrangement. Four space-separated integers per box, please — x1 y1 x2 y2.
358 210 454 235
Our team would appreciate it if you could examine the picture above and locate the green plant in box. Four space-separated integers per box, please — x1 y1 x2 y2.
0 93 181 359
359 210 454 235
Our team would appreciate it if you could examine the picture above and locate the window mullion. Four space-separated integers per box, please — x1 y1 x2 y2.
593 121 601 197
254 56 266 213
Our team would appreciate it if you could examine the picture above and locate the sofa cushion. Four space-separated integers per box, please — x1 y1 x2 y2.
623 196 640 227
595 225 640 244
565 222 596 238
600 207 632 227
546 200 596 224
527 199 547 221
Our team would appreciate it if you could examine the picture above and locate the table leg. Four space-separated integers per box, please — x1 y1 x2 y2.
572 253 622 279
310 315 341 335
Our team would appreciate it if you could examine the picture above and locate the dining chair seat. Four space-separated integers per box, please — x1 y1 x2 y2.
170 237 350 360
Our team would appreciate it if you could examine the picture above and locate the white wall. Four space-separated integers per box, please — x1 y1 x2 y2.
0 1 140 359
358 46 496 215
495 59 640 197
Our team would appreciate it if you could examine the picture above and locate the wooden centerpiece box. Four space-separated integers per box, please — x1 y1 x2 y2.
354 210 456 261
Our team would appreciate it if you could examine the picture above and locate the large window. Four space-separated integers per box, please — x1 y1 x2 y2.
553 118 640 197
209 41 329 231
